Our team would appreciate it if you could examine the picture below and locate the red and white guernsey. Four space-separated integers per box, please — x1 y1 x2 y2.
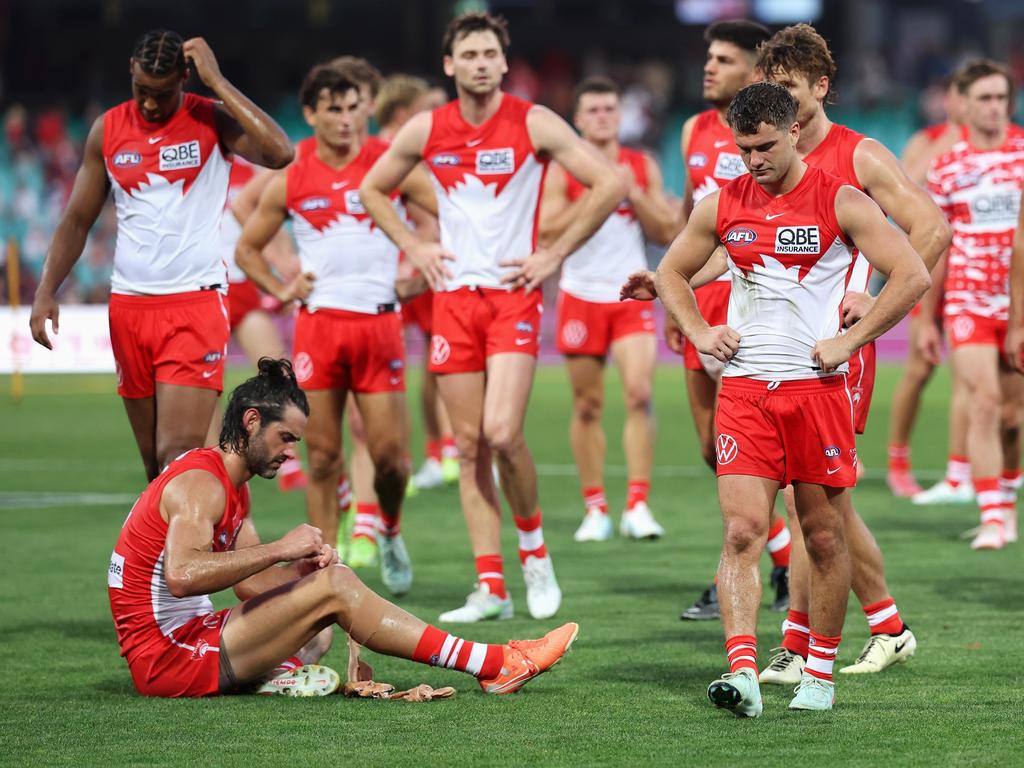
422 95 547 290
928 125 1024 320
559 147 648 303
103 94 231 294
108 449 250 664
286 141 402 313
221 156 259 284
688 109 746 285
717 165 856 379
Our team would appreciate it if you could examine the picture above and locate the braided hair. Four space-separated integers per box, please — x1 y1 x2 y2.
131 30 186 77
219 358 310 453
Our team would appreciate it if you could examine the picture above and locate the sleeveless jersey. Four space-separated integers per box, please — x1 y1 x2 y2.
103 93 231 294
717 165 856 380
559 147 648 302
286 141 402 313
422 94 547 290
922 123 949 143
928 125 1024 320
108 448 251 663
687 109 744 284
221 156 259 283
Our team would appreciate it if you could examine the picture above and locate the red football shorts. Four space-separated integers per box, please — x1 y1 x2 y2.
127 609 230 697
946 312 1008 351
429 287 542 374
227 280 262 330
402 289 434 335
555 291 656 356
109 290 229 399
846 341 876 435
292 307 405 393
715 375 858 488
683 281 731 371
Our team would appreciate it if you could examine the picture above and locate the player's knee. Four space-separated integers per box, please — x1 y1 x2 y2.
968 386 1001 426
721 514 765 554
623 380 651 414
1000 402 1022 433
573 392 602 424
485 422 525 458
802 525 844 563
323 563 360 601
372 444 408 484
306 444 341 480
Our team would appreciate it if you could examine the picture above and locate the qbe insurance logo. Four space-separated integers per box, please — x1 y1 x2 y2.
159 140 202 172
476 148 514 175
774 226 819 254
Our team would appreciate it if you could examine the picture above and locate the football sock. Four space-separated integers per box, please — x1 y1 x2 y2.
766 516 792 568
413 625 504 679
725 634 758 674
806 632 841 682
626 479 650 511
474 554 507 599
863 597 904 636
352 502 379 543
781 610 810 658
514 510 548 564
582 486 608 515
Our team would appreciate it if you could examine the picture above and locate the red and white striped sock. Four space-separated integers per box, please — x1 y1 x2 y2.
781 610 810 658
725 634 758 674
352 502 379 543
766 517 791 568
582 486 608 515
337 477 353 513
806 631 841 682
513 510 548 564
946 455 971 488
975 476 1005 528
474 553 507 599
413 625 504 679
425 439 443 463
379 505 401 537
863 597 904 636
626 479 650 512
887 443 911 473
1001 468 1023 490
999 470 1019 523
441 436 458 460
272 655 303 674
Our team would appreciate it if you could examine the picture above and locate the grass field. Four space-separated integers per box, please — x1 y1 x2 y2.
1 363 1022 767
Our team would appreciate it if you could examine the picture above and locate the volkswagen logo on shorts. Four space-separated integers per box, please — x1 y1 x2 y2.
561 319 588 349
430 335 451 366
716 434 739 465
294 352 314 383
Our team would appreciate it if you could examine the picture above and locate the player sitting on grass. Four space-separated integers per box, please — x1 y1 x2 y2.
107 357 577 697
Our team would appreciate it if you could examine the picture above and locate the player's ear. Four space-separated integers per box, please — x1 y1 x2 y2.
243 407 262 436
303 104 316 129
815 76 829 102
443 56 455 78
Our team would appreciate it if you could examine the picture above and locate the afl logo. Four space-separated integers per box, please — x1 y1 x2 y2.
294 352 314 383
561 319 588 349
430 335 451 366
824 445 841 458
950 315 975 343
113 151 142 167
299 197 331 212
431 154 460 167
688 152 708 168
724 228 757 245
716 434 739 465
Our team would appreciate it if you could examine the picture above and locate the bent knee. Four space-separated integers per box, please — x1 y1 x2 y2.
573 393 603 424
803 527 845 562
485 423 526 457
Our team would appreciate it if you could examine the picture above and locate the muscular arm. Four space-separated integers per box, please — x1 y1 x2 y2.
29 117 110 349
230 169 299 282
536 162 578 247
230 517 315 601
235 173 306 302
630 153 677 245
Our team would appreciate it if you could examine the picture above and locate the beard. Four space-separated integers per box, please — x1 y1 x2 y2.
245 432 286 479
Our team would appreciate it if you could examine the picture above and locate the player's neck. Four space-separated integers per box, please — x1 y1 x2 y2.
456 88 504 126
216 448 252 488
968 123 1008 151
588 138 620 160
315 137 361 169
796 108 832 156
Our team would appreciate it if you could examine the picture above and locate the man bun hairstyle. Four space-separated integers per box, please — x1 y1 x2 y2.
704 19 771 54
757 23 838 104
726 82 799 136
442 11 510 57
219 358 309 453
299 64 359 109
131 29 186 77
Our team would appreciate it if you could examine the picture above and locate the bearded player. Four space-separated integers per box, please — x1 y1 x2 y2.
29 31 293 481
658 81 929 716
361 12 625 622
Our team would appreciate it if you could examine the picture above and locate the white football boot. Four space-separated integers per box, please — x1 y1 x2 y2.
256 664 340 696
378 533 413 597
788 673 835 711
522 555 562 619
759 647 805 685
438 583 513 623
912 480 975 505
707 668 763 718
619 502 665 540
839 626 916 674
574 508 612 542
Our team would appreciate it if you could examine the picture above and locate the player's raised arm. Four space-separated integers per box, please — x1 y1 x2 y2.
183 38 292 169
655 192 738 362
235 172 314 304
815 186 932 372
361 111 454 290
1006 202 1024 372
29 117 110 349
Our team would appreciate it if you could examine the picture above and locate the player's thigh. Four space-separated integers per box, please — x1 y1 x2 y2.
718 474 778 543
610 332 656 404
234 310 286 363
154 383 220 448
483 353 537 440
121 396 158 475
565 355 605 411
792 482 848 550
355 391 410 460
438 371 487 447
951 345 1001 396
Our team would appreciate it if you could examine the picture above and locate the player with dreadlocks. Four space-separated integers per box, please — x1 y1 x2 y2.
29 30 294 481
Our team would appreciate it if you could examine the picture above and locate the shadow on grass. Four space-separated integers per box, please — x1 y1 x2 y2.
2 617 116 643
930 576 1024 611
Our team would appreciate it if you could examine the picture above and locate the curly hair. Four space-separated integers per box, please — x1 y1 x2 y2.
757 24 838 104
726 82 799 136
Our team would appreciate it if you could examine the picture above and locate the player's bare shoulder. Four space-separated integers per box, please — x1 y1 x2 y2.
391 109 434 158
161 468 227 523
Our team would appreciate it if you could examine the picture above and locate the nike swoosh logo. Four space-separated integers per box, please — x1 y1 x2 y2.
766 212 786 220
894 641 908 654
147 136 164 144
826 467 841 475
331 181 349 190
514 338 531 346
467 138 484 147
201 369 217 379
486 668 535 694
714 140 729 148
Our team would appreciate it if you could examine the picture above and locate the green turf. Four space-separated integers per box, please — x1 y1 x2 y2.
1 364 1022 767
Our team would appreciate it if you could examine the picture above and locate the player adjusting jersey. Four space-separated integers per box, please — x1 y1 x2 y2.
717 165 856 380
221 156 259 283
286 141 402 313
108 448 251 664
422 95 547 290
104 94 232 294
928 125 1024 320
559 147 648 302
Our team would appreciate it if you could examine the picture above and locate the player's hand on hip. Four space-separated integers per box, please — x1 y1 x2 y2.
274 524 324 562
278 271 316 303
406 240 454 292
1005 326 1024 374
663 316 684 354
694 325 740 362
182 38 225 89
841 291 874 327
620 270 657 301
811 336 854 374
29 292 59 350
914 319 943 366
500 248 561 293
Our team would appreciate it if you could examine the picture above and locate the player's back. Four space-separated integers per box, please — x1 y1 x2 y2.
717 165 855 379
103 93 231 294
108 448 250 663
423 94 546 290
559 147 647 302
